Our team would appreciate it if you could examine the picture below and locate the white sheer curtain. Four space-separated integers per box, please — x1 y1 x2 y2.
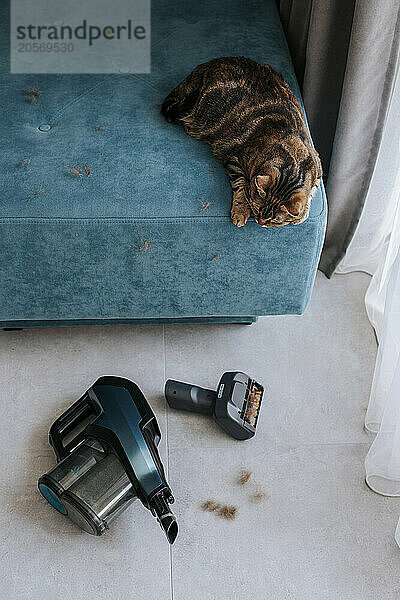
336 65 400 543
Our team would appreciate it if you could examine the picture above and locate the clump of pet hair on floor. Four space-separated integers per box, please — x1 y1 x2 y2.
201 500 238 520
250 490 268 503
217 505 237 520
200 469 267 523
237 468 252 485
201 500 221 513
236 468 268 503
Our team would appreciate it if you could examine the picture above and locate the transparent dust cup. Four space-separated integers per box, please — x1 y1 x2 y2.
38 438 137 535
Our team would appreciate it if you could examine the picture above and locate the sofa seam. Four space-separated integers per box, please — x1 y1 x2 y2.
0 211 325 225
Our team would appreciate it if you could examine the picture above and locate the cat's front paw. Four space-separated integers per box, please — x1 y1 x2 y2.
231 206 250 227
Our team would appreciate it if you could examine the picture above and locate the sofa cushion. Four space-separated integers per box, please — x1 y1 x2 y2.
0 0 326 325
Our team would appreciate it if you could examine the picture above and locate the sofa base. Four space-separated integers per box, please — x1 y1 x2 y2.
1 316 258 330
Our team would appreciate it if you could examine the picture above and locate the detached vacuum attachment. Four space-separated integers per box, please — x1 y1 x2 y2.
38 377 178 544
165 372 263 440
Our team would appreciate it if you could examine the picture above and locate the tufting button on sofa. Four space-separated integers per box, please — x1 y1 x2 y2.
38 124 51 132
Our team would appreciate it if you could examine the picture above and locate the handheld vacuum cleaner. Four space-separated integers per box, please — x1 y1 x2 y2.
38 376 178 544
165 371 264 440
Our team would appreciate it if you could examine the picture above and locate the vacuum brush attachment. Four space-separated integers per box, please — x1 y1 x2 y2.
165 372 263 440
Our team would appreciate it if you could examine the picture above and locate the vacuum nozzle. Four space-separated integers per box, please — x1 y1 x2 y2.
150 491 178 544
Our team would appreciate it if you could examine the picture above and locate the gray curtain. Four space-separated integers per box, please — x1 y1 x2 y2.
276 0 400 276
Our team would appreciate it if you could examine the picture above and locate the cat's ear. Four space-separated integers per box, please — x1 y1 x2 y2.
255 168 279 198
255 175 271 197
280 192 306 217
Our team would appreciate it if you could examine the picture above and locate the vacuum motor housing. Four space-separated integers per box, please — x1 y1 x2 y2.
38 376 178 544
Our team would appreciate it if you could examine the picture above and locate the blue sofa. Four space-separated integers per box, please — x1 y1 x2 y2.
0 0 326 328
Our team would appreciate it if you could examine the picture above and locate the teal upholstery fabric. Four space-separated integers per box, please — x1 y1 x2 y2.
0 0 326 327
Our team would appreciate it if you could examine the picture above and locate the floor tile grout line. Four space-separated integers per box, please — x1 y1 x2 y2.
162 324 174 600
5 440 374 455
164 440 374 452
162 326 169 475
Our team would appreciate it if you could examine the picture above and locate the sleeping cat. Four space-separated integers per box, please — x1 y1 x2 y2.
161 56 322 227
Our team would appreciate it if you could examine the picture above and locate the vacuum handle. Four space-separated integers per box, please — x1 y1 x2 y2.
165 380 216 415
49 394 95 461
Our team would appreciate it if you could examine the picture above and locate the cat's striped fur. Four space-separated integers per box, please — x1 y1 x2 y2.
161 56 322 227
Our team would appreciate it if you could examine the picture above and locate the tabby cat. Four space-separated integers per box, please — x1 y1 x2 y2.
161 56 322 227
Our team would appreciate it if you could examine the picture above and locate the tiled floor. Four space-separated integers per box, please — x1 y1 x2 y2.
1 272 400 599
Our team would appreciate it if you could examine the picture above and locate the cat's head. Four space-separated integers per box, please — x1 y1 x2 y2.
250 150 322 227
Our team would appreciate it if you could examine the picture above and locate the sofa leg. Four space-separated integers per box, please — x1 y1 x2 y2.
231 317 258 325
